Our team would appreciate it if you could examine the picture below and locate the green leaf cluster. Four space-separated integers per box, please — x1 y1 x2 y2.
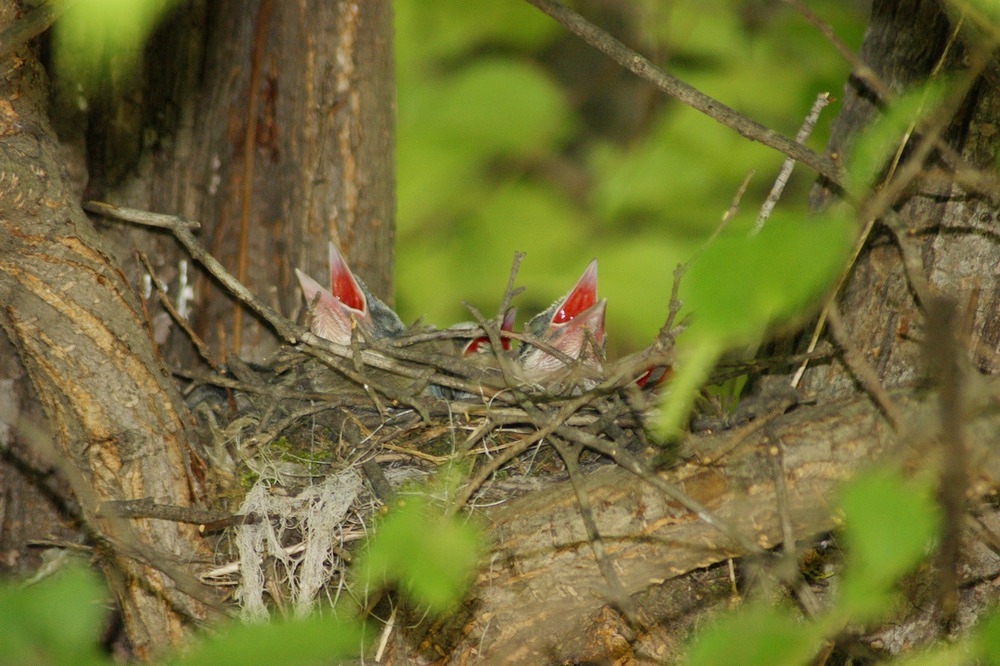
0 493 482 664
355 496 483 613
0 562 107 665
655 209 854 436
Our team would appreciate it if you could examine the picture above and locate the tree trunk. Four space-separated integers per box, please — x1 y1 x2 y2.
801 0 1000 397
0 4 209 657
82 0 397 366
0 0 396 658
421 388 1000 662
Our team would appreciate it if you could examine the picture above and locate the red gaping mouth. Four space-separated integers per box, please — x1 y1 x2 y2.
552 259 597 325
328 242 366 313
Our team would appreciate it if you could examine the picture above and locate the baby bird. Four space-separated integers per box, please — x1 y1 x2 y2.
517 259 606 385
461 307 517 356
295 242 404 345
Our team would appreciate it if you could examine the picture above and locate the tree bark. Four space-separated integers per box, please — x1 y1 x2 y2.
79 0 397 365
419 385 1000 662
0 4 210 658
802 0 1000 398
0 0 397 658
420 0 1000 660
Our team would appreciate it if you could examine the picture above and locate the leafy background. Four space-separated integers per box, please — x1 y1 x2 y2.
394 0 867 357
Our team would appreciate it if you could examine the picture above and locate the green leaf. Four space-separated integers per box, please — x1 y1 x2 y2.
654 211 852 436
838 467 941 619
680 210 852 346
173 615 365 666
684 604 820 666
654 339 721 438
0 561 108 665
356 497 482 613
976 608 1000 665
846 81 948 197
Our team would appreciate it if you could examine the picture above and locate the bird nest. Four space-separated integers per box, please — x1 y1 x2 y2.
84 201 679 618
187 317 676 618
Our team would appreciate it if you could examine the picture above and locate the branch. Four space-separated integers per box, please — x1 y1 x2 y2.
523 0 841 183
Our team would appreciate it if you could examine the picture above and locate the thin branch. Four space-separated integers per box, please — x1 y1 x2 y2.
753 92 831 234
925 296 967 629
138 252 223 372
523 0 841 183
783 0 889 101
766 434 821 617
553 423 764 555
84 201 302 342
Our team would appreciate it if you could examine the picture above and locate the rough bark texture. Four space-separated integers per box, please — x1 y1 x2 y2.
0 0 396 658
414 386 1000 662
82 0 397 365
2 0 997 662
414 0 1000 661
802 0 1000 398
0 3 210 658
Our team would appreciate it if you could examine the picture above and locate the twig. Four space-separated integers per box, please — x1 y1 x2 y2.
782 0 888 101
753 92 831 234
554 424 764 556
766 434 821 617
84 201 301 342
98 498 233 526
699 171 755 252
523 0 840 183
791 24 992 388
925 296 967 629
860 27 996 226
787 0 1000 203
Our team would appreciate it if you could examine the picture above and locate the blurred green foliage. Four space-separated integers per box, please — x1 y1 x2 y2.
655 208 854 435
355 495 483 614
0 561 107 665
52 0 178 94
394 0 867 355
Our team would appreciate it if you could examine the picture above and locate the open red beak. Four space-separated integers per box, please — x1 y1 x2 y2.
328 242 367 314
551 259 597 325
462 307 517 355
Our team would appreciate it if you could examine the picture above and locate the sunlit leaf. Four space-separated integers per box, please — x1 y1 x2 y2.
846 81 948 197
356 497 482 613
838 467 941 619
654 210 851 435
0 561 108 665
681 210 852 344
684 604 821 666
173 615 365 666
976 608 1000 664
52 0 177 93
